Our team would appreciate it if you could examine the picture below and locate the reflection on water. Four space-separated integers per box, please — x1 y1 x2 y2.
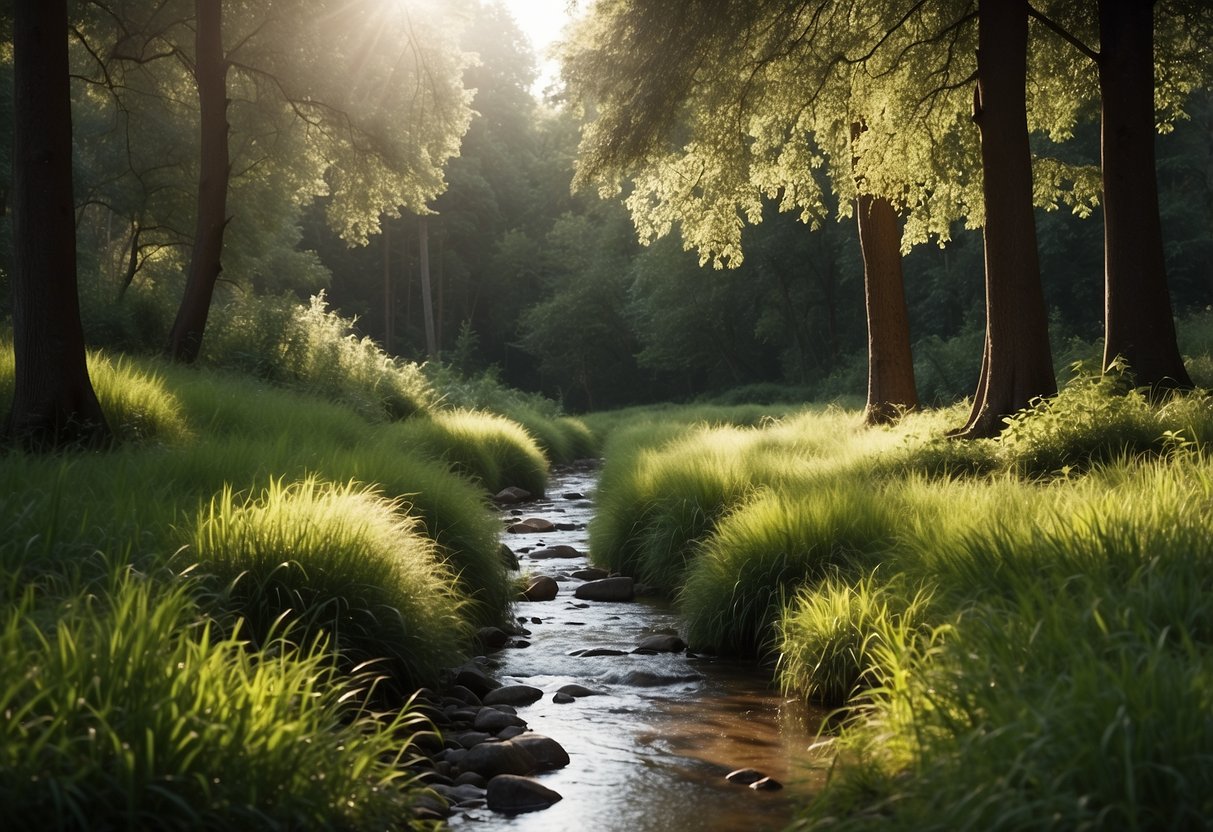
450 468 829 832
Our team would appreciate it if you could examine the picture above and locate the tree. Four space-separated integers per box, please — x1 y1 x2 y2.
164 0 226 362
1029 0 1209 390
955 0 1055 437
75 0 475 361
5 0 110 448
564 0 920 424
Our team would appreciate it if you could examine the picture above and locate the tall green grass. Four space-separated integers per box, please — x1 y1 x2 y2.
0 567 432 830
390 409 550 495
193 478 468 688
0 345 191 445
680 486 897 657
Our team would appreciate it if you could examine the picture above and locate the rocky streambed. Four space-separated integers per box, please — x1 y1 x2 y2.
411 462 825 831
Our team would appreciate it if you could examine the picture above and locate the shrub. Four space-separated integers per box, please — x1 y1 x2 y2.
202 293 436 421
998 365 1162 477
391 410 549 496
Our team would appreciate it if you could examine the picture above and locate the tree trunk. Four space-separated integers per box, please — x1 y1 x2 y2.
1098 0 1192 389
856 192 918 424
955 0 1056 438
166 0 229 363
852 123 918 424
5 0 110 449
418 215 438 358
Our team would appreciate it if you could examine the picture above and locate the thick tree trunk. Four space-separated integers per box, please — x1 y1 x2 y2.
854 153 918 424
1098 0 1192 389
166 0 229 363
5 1 110 449
956 0 1056 438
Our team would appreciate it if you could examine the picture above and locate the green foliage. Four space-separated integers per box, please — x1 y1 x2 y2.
391 409 550 496
193 478 468 689
0 344 190 445
998 365 1172 476
680 486 897 658
802 464 1213 829
0 568 431 830
202 293 436 421
778 574 934 707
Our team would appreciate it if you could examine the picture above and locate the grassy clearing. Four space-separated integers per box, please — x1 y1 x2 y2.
587 374 1213 827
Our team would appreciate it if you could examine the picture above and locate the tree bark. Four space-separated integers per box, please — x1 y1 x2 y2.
166 0 230 363
852 123 918 424
856 192 918 424
1098 0 1192 389
955 0 1056 438
5 0 110 449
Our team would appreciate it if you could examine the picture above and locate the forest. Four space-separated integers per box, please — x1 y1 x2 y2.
2 0 1213 829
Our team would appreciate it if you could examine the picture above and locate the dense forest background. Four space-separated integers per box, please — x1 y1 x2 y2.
1 0 1210 413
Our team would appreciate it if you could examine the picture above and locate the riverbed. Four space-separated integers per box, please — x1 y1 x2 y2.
450 464 827 831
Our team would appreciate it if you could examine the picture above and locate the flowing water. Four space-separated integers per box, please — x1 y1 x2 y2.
451 465 827 832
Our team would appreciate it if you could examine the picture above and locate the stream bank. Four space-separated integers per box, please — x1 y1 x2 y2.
425 462 827 830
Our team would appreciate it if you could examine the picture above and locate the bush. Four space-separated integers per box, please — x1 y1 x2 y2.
391 410 549 496
998 366 1164 477
778 574 933 707
202 293 436 421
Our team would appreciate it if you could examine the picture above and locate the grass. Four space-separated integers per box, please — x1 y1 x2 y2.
0 565 432 830
390 409 550 496
193 478 468 688
0 336 596 827
585 376 1213 828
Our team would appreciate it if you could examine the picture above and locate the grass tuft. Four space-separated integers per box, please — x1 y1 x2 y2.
192 477 468 688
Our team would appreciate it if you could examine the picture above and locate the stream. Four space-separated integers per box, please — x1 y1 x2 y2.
451 464 827 832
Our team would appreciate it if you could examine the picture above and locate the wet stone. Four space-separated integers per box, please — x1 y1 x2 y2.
529 545 582 560
486 774 563 814
459 741 537 778
557 683 601 698
574 577 635 602
634 634 687 654
572 647 627 657
492 486 533 505
511 734 570 769
750 777 784 791
725 768 766 786
553 692 575 704
507 517 557 534
522 576 559 602
474 708 527 733
483 685 544 707
571 567 609 581
562 492 586 500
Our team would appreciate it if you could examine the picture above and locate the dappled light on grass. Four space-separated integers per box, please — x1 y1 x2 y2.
587 385 1213 829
